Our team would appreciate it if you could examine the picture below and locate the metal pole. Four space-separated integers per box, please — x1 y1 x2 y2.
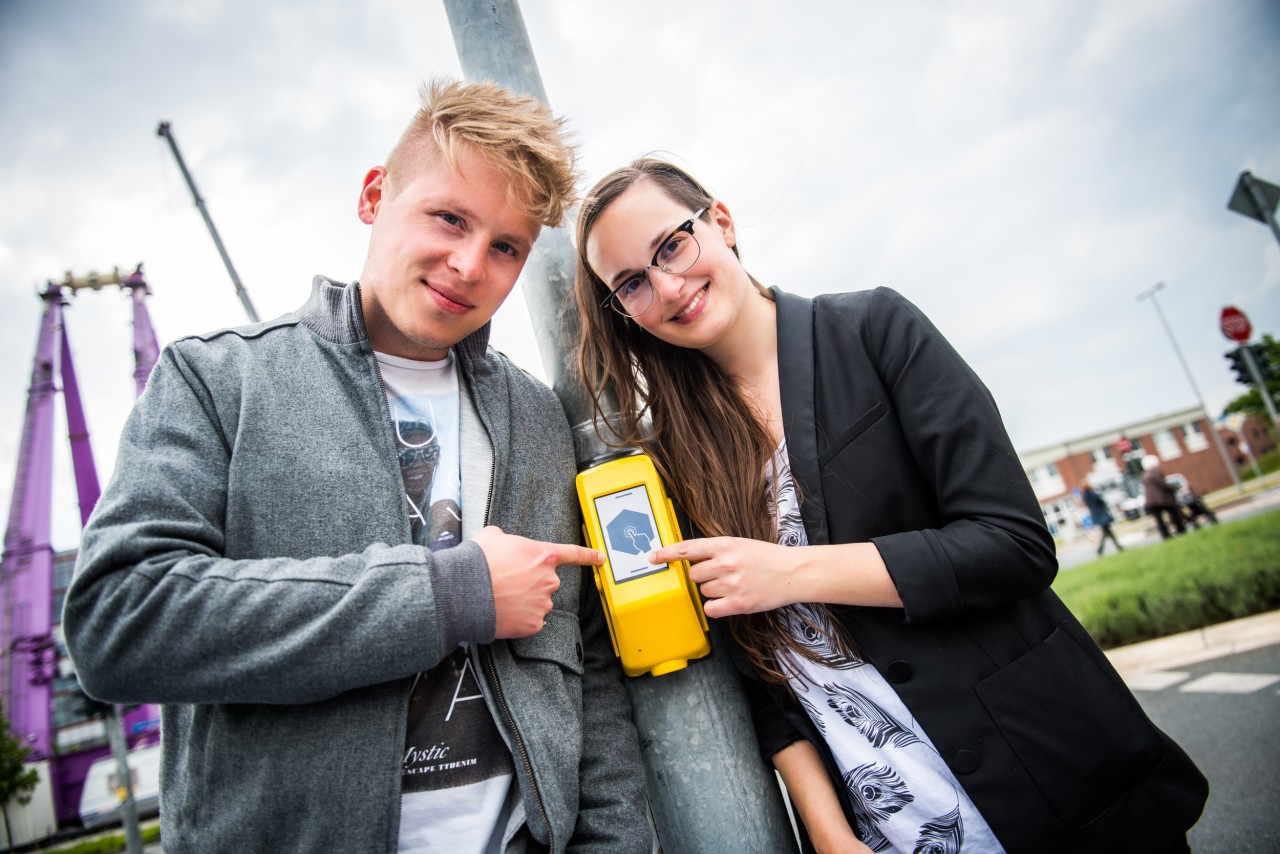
442 2 798 851
1239 343 1280 431
1230 421 1265 480
106 707 144 854
1137 282 1243 492
156 122 260 323
440 0 604 450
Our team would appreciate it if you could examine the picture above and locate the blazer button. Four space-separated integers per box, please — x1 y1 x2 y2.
575 641 584 664
952 749 980 775
885 660 912 683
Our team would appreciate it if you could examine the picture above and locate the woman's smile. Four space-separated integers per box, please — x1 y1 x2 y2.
671 284 709 323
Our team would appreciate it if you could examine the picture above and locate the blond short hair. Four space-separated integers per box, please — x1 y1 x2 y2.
385 78 579 228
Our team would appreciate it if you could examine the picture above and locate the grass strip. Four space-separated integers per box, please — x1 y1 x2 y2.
1053 507 1280 649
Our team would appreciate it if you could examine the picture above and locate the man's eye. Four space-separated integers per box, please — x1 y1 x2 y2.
494 241 517 257
438 212 462 227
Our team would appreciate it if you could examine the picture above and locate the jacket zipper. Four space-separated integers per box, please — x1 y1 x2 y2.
367 343 418 854
462 362 555 850
483 646 554 850
369 353 414 539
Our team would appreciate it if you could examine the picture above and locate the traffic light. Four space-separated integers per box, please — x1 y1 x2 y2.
1125 454 1144 477
1249 343 1274 382
1226 347 1250 384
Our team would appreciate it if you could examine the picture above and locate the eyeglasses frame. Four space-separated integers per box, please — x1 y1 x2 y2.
600 206 709 317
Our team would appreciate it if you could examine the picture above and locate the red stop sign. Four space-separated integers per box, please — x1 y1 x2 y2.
1221 306 1252 343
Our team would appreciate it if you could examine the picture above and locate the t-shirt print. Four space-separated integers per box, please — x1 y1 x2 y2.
402 647 514 792
392 398 461 550
397 646 516 853
378 351 462 551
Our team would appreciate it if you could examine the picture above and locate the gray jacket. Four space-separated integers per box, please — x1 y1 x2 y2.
63 277 649 853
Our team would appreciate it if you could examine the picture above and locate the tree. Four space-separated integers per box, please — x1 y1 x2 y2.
1222 333 1280 426
0 705 40 851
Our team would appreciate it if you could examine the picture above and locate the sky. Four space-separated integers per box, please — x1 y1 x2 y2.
1 0 1278 550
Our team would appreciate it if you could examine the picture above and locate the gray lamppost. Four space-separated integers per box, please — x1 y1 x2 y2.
441 2 798 851
1136 282 1242 492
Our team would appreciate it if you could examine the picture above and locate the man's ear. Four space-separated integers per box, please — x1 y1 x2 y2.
358 166 388 225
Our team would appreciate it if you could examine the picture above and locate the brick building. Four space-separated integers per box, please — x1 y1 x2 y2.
1017 405 1276 540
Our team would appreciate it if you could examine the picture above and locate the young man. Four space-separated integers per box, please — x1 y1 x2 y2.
63 80 650 854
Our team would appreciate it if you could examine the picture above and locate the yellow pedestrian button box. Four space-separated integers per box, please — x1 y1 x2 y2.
576 454 710 677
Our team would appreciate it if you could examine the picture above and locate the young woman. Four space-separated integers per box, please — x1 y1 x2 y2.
573 159 1207 853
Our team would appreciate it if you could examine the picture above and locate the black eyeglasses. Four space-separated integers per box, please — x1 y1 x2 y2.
600 207 707 318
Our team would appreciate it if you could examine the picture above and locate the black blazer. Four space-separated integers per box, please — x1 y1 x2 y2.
743 287 1206 852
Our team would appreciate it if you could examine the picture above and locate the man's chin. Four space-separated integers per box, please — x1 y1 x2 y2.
403 325 471 359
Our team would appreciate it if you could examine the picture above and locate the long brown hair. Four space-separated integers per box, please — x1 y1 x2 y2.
573 159 853 685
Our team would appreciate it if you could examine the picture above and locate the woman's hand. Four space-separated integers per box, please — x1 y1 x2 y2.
651 537 799 618
651 537 903 617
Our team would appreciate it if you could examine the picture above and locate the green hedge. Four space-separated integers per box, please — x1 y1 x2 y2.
1241 448 1280 481
1053 507 1280 648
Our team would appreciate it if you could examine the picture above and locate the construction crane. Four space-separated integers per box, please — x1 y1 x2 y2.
156 121 260 322
1 266 161 833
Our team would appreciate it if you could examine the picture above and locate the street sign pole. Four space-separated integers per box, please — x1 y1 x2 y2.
1239 344 1280 431
1220 304 1278 433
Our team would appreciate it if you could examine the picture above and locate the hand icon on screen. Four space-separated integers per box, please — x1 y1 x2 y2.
623 525 653 554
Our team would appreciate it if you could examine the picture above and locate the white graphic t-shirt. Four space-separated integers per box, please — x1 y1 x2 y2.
766 441 1004 854
380 352 463 552
377 351 516 854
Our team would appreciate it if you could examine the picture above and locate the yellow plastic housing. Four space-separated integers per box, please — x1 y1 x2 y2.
576 454 710 677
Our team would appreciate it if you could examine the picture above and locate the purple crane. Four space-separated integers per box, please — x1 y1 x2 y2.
1 264 161 826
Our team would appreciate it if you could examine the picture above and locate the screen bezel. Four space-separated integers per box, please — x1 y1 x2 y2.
592 483 668 584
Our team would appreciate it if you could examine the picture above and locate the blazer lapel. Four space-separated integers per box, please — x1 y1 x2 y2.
772 288 829 546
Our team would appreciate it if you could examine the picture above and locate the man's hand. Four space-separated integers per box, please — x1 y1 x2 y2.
472 526 603 639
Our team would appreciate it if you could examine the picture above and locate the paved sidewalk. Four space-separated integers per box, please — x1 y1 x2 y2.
1105 609 1280 677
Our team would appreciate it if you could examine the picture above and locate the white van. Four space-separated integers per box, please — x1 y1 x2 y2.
78 744 162 830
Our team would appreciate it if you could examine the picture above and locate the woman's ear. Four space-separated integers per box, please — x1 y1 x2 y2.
708 199 736 250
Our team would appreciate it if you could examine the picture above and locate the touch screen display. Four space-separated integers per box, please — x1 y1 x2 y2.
593 485 667 584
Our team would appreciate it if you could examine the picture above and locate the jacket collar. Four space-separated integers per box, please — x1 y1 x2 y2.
298 275 492 362
771 286 829 546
